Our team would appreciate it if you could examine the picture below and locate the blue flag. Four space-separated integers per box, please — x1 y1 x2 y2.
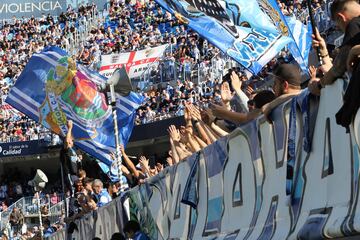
285 15 313 74
153 0 292 74
6 46 143 180
262 0 312 73
228 0 312 74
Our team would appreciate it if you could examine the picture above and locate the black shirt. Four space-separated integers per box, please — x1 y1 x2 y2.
342 16 360 47
60 147 82 176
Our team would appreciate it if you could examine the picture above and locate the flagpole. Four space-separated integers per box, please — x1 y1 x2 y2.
306 0 323 65
109 84 124 186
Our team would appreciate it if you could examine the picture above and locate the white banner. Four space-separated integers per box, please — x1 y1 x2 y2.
99 45 168 78
126 79 360 239
49 78 360 239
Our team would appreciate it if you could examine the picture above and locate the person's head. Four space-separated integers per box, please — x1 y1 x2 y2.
252 90 276 109
83 177 93 192
78 169 86 179
110 232 126 240
92 179 103 194
331 0 360 32
123 220 141 238
43 219 51 229
111 182 120 194
76 150 83 161
271 64 301 97
74 179 84 193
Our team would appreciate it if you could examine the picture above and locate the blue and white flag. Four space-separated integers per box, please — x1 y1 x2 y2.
285 15 313 73
225 0 296 73
153 0 292 74
6 46 143 181
228 0 312 74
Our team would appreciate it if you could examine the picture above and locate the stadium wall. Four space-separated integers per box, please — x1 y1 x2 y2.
125 79 360 240
49 195 127 240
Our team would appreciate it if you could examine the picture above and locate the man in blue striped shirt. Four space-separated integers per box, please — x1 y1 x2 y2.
92 179 112 207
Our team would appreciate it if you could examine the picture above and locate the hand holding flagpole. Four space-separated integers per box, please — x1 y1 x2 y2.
307 0 323 66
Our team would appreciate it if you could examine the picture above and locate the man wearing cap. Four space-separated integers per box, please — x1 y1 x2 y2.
261 64 302 118
210 64 300 124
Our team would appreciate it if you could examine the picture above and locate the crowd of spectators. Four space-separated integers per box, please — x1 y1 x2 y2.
1 0 356 239
278 0 326 16
0 0 334 144
0 167 65 209
53 0 360 231
0 4 99 144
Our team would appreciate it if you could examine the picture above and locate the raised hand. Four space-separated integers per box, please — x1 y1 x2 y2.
166 157 173 166
168 125 181 142
230 71 242 92
119 144 125 154
220 82 232 104
309 65 317 80
139 156 149 169
209 103 228 117
312 28 327 55
67 120 73 129
184 102 192 122
156 163 164 172
203 108 216 124
188 104 202 121
245 85 254 96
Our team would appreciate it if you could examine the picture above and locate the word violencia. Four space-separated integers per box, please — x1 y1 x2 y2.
0 1 63 14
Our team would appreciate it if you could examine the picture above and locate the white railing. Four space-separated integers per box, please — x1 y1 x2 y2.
0 194 64 231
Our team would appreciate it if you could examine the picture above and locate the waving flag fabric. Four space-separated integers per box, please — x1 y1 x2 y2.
6 46 143 180
153 0 311 74
228 0 312 74
100 44 168 78
284 15 313 74
152 0 292 74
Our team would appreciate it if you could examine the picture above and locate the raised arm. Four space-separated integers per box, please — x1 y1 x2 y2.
65 120 74 149
120 145 140 179
210 104 260 125
230 71 249 112
168 125 192 160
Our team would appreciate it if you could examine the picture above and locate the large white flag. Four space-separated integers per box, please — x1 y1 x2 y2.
100 45 168 78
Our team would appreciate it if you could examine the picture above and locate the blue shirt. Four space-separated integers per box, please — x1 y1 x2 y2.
94 189 112 207
44 227 55 237
134 231 150 240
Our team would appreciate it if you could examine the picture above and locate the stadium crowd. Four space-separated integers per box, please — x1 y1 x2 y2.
0 4 100 144
0 0 354 238
0 0 335 144
279 0 326 16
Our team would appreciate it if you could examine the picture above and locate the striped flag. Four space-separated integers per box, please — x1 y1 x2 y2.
264 0 312 74
6 46 143 180
284 15 313 74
